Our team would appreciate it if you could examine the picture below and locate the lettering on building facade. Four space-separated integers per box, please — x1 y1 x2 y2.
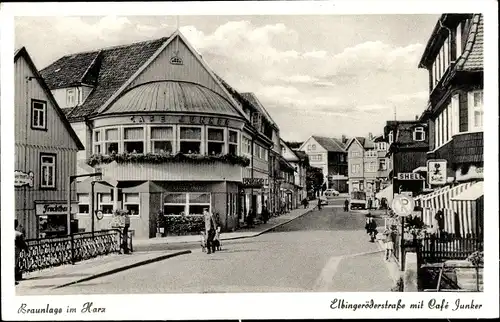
129 115 229 126
397 173 424 180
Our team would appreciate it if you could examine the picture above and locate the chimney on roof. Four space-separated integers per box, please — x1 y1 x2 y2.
415 115 419 120
368 132 373 140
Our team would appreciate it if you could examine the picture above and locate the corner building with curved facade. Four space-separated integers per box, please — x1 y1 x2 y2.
40 31 277 238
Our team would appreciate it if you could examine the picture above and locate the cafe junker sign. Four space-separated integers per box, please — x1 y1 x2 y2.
35 202 78 216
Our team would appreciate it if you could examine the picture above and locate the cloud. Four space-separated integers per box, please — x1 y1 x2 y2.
388 91 428 103
357 104 390 111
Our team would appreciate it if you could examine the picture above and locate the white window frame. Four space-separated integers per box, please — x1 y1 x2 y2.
123 193 140 216
66 88 76 107
40 153 56 189
179 126 203 154
206 126 226 155
443 36 450 71
150 126 175 154
93 129 102 154
413 126 426 142
123 126 145 154
311 144 316 151
242 136 252 155
447 103 452 140
77 193 90 215
452 94 460 135
97 193 114 216
388 131 394 145
103 127 120 155
163 192 211 216
31 100 47 130
228 130 239 156
468 90 484 131
352 164 360 174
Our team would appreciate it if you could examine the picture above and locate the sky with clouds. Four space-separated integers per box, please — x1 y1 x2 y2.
15 14 440 141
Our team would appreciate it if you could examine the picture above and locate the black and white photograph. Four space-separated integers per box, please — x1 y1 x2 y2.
1 1 498 320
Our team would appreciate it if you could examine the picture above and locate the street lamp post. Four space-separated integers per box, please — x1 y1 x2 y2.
67 172 102 264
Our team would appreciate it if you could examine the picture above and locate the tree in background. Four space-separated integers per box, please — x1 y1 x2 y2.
306 166 324 197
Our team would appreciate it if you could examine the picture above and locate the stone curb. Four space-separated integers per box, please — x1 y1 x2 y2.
53 250 192 289
222 208 315 240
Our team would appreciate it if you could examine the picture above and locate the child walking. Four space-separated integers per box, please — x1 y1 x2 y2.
383 228 395 261
200 231 207 252
214 226 222 251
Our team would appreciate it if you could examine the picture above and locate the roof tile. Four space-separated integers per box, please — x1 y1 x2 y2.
312 136 346 152
459 14 483 71
40 37 170 121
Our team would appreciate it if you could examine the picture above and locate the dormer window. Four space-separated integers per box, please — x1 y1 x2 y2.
170 55 183 65
413 127 425 141
66 88 76 106
388 131 394 145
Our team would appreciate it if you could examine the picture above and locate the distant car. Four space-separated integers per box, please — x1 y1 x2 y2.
324 189 340 197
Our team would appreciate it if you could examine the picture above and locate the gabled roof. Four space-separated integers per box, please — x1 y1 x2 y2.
14 47 84 150
311 136 346 152
40 36 171 121
345 136 375 151
241 92 278 129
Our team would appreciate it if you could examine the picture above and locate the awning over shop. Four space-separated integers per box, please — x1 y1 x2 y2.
451 181 484 201
375 184 393 205
412 166 427 173
417 181 482 237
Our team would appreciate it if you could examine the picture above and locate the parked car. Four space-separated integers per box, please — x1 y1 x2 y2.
324 189 340 197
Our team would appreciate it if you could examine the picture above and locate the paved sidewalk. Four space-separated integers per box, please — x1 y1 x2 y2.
16 250 190 296
134 205 315 246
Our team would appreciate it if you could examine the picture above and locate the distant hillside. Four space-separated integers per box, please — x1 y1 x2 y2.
285 141 303 149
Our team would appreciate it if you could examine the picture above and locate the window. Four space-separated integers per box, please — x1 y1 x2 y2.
388 131 394 145
379 159 387 171
351 164 360 174
98 193 114 215
307 145 312 151
443 36 449 69
78 194 90 214
242 137 252 155
179 127 201 154
413 127 426 141
151 126 174 154
124 127 144 153
311 144 316 151
229 130 238 155
456 23 463 58
31 100 47 130
66 88 76 106
310 154 322 162
163 192 211 216
452 94 460 135
207 128 225 155
469 91 483 131
93 130 102 154
40 153 56 189
365 162 376 172
263 148 268 161
123 193 140 216
104 128 119 154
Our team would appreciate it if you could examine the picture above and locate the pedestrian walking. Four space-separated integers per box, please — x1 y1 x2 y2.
364 213 378 242
246 208 255 228
122 210 131 254
15 219 28 285
344 199 349 212
301 198 308 209
204 209 217 254
367 198 373 210
214 226 222 251
261 206 270 224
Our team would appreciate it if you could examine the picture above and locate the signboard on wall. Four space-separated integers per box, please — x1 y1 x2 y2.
15 170 34 187
397 173 424 181
243 178 265 187
427 160 447 185
35 202 78 215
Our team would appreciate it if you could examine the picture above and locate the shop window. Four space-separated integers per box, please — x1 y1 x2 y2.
163 192 211 216
413 127 426 141
124 127 144 153
179 127 201 154
94 130 102 154
31 100 47 130
104 128 119 154
207 128 225 155
78 193 90 214
98 193 114 215
229 130 238 155
123 193 140 216
40 153 56 189
151 126 173 154
469 90 483 131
